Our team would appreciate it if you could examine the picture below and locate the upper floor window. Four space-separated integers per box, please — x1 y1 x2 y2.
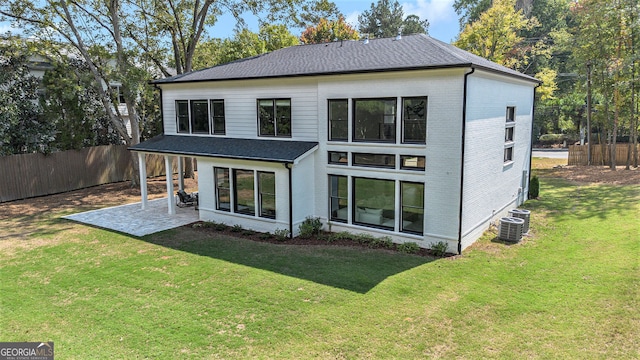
176 100 189 133
111 85 126 104
329 99 348 141
352 153 395 169
210 99 225 135
506 106 515 123
402 97 427 144
190 100 209 133
175 99 225 135
400 155 425 170
258 99 291 137
353 98 396 143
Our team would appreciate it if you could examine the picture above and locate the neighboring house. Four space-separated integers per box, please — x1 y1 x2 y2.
130 34 539 254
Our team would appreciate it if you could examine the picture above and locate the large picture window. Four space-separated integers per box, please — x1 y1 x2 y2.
402 97 427 143
353 98 396 142
210 100 225 135
329 99 348 141
329 175 348 222
258 172 276 219
190 100 209 133
176 100 189 133
233 169 255 215
353 177 395 230
401 182 424 235
258 99 291 137
214 167 230 211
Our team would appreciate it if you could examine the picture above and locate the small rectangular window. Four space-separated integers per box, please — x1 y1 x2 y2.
353 153 395 168
258 99 291 137
506 106 515 122
400 155 425 170
233 169 255 215
210 100 225 135
328 151 348 165
329 175 348 222
505 126 514 142
176 100 189 133
214 167 230 211
190 100 209 133
353 98 396 142
402 97 427 143
329 99 348 141
504 146 514 163
258 172 276 219
401 182 424 235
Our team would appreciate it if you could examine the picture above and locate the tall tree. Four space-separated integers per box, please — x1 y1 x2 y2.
1 0 146 184
300 16 359 44
0 44 53 155
358 0 429 38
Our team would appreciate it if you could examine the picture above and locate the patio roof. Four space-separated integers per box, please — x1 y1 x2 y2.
129 135 318 163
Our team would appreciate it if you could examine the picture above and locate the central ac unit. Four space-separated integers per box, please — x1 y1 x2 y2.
498 217 525 242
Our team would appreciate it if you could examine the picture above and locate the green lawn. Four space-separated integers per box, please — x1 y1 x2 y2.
1 166 638 358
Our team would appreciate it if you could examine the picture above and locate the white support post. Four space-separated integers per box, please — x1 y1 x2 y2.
165 155 176 215
177 156 184 191
138 152 148 210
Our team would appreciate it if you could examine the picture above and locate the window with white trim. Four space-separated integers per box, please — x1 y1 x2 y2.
258 172 276 219
504 106 515 163
214 167 230 211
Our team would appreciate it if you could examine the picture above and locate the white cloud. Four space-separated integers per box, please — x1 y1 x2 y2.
344 10 361 29
402 0 457 26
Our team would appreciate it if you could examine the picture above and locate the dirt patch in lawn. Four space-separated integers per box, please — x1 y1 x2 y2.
0 176 198 220
536 165 640 185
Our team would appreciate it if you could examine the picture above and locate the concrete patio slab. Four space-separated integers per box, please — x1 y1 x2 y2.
63 198 199 236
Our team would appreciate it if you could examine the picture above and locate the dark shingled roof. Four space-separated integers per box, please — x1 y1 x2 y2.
153 34 538 84
129 135 318 163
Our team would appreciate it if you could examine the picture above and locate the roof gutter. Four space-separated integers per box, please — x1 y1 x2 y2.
457 67 475 255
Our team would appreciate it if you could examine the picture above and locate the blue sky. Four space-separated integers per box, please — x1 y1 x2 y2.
1 0 461 44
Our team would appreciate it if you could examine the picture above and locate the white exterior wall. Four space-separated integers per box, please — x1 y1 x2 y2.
460 71 535 250
291 154 316 234
313 69 466 251
159 79 318 141
197 157 291 234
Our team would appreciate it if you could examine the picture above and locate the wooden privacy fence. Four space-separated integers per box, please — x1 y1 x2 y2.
0 145 177 203
568 144 640 166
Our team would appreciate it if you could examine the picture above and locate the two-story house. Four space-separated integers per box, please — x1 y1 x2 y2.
130 34 539 254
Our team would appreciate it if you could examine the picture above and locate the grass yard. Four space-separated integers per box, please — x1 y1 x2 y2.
1 160 638 358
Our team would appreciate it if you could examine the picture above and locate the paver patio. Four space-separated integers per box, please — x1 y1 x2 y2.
63 198 199 236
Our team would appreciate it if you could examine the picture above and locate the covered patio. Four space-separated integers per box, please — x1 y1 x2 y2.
63 198 199 237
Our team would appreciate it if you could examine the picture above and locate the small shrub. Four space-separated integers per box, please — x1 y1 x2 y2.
333 231 355 241
273 228 290 241
299 216 323 238
397 242 420 254
214 222 229 231
368 236 393 248
529 175 540 199
355 233 375 245
259 232 273 240
230 224 243 233
241 230 255 236
430 241 449 257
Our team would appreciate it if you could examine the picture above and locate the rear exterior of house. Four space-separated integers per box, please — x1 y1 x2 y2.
131 34 538 253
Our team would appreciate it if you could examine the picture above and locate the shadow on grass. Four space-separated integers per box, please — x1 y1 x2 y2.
524 178 639 222
145 228 435 294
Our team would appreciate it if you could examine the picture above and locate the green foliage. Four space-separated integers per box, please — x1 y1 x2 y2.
259 232 273 240
273 228 290 241
429 241 449 257
358 0 429 38
0 45 54 155
230 224 243 233
298 216 323 238
300 16 359 44
397 242 420 254
529 175 540 199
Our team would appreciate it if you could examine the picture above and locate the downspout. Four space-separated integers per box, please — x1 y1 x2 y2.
527 83 541 198
457 67 475 255
284 163 293 239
